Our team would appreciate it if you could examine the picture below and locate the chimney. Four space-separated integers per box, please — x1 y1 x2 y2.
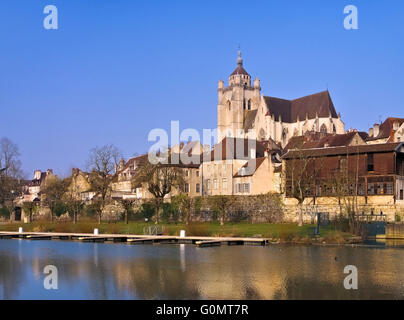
373 123 380 137
33 170 41 180
250 147 256 159
368 128 374 137
119 158 125 171
46 169 53 175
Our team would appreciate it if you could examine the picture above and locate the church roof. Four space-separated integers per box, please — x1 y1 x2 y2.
230 65 250 76
264 90 338 123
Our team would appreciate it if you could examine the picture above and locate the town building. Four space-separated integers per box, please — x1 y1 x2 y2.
201 137 281 195
282 141 404 221
367 117 404 144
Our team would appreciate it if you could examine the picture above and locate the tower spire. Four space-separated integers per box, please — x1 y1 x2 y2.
237 47 243 66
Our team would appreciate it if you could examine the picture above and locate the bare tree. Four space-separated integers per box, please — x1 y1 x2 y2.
63 176 84 223
172 193 202 225
0 137 23 220
87 144 120 224
132 161 185 224
207 195 235 226
42 175 68 222
283 146 322 226
116 198 140 224
22 201 36 223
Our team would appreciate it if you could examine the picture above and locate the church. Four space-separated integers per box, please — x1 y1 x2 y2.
217 51 345 147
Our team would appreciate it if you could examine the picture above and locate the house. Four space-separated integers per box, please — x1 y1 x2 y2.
367 117 404 144
282 142 404 221
201 137 281 195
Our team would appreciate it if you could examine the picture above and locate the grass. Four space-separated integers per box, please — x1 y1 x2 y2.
0 221 354 243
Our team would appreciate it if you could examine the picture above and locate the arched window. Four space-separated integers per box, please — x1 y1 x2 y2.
248 100 251 110
320 123 327 133
243 100 246 110
227 101 231 111
332 124 336 133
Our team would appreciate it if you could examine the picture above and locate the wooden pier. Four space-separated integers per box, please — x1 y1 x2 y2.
0 231 268 247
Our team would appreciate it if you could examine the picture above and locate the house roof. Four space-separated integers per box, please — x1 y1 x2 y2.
283 132 367 154
282 142 403 159
234 157 266 177
207 137 267 161
369 117 404 141
264 90 338 123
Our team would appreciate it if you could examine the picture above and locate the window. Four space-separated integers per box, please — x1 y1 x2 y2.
222 178 227 190
237 183 242 193
207 179 211 190
376 183 382 195
320 123 327 133
185 170 189 177
400 189 404 200
386 183 394 195
367 153 374 172
248 100 251 110
184 183 189 193
368 183 375 195
244 183 250 193
213 179 218 189
196 171 199 177
196 183 200 193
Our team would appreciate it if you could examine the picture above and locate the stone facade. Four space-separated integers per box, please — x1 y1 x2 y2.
217 51 345 147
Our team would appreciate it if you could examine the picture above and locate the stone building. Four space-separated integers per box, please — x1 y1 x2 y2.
217 51 345 146
112 141 203 199
201 137 281 196
367 117 404 144
282 141 404 222
20 169 54 203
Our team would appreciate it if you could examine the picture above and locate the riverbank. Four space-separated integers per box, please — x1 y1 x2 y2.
0 221 358 244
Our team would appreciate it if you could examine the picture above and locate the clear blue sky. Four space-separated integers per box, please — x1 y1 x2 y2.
1 0 403 177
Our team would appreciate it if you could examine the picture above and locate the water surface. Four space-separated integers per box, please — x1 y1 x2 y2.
0 239 403 299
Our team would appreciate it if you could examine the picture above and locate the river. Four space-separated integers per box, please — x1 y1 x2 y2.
0 239 403 299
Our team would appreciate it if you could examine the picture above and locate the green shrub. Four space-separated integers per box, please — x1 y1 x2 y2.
137 203 155 221
0 206 10 219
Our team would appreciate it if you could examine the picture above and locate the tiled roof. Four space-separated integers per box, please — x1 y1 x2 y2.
369 117 404 140
230 65 250 76
264 90 338 123
233 157 266 177
207 137 267 161
283 142 403 159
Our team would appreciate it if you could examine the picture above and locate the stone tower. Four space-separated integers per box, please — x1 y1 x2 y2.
217 50 261 142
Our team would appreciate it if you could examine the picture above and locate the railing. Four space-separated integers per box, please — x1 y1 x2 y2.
143 225 165 236
353 214 387 222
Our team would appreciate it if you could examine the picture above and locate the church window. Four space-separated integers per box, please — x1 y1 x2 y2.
333 124 336 133
320 124 327 133
227 101 231 111
248 100 251 110
243 100 246 110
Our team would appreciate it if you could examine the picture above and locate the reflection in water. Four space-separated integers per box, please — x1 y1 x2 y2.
0 239 403 300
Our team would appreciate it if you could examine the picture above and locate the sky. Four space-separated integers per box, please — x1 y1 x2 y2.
1 0 403 177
